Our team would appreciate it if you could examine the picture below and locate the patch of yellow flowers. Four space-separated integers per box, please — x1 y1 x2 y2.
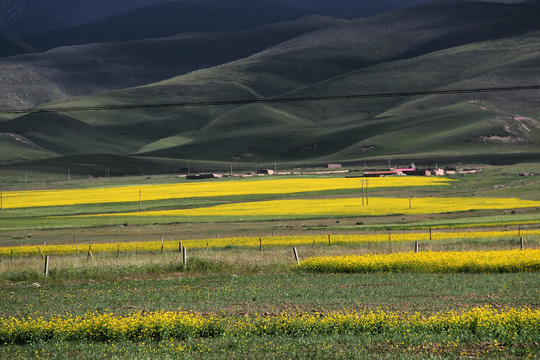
299 249 540 273
94 197 540 217
1 306 538 344
1 231 539 258
1 177 451 210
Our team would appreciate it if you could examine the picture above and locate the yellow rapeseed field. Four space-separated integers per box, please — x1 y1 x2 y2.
1 177 451 210
299 249 540 273
96 196 540 217
2 230 539 258
0 306 537 344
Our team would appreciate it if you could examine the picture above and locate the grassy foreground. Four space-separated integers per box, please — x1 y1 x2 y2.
0 244 539 359
0 167 539 358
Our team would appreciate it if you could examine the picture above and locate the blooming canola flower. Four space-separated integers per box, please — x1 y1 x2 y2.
0 306 537 344
1 177 451 210
299 249 540 273
93 197 540 217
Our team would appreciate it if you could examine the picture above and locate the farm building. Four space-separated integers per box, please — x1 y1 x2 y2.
396 168 426 176
186 173 223 180
425 168 445 176
257 169 275 175
363 170 399 177
363 167 446 177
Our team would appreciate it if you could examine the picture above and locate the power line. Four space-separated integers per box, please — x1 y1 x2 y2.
2 84 540 115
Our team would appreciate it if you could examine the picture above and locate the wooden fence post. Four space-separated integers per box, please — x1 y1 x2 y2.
116 244 120 258
259 238 262 252
520 237 524 250
161 236 164 253
293 247 300 265
328 234 331 246
414 241 419 253
44 256 50 277
10 249 13 262
182 247 187 269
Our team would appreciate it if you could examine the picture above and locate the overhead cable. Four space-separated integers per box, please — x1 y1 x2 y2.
2 84 539 114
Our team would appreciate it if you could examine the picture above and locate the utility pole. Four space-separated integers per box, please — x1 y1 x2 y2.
366 179 369 206
68 169 71 181
362 179 365 206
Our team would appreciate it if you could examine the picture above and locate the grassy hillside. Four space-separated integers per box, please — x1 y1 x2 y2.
0 133 56 165
2 1 540 173
0 15 342 110
0 112 144 155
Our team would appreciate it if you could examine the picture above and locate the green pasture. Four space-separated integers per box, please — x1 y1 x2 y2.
1 165 540 236
0 167 539 358
0 244 539 359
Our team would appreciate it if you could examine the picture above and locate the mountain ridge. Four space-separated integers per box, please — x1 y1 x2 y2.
1 0 539 172
0 15 344 110
22 0 312 51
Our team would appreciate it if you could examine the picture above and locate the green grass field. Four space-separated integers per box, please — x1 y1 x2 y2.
0 166 539 358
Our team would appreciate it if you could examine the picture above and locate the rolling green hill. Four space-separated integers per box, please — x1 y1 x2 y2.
0 15 343 110
2 1 540 174
0 133 57 165
0 112 144 156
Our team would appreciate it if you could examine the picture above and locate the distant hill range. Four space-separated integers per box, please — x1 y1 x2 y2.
0 0 539 175
0 0 438 36
0 0 179 35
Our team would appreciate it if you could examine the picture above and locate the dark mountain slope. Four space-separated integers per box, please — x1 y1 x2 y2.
1 0 180 35
0 16 343 110
278 0 435 19
23 0 312 51
0 32 30 57
126 0 540 101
